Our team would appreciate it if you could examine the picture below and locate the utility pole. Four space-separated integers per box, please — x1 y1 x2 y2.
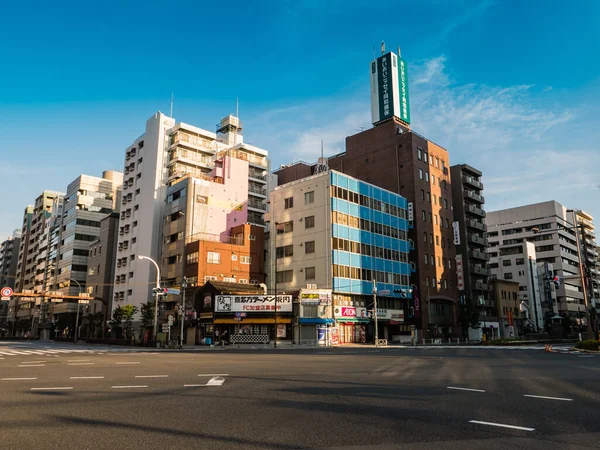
273 222 279 349
180 277 187 347
372 279 378 347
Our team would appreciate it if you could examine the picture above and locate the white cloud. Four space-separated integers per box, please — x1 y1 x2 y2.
248 54 600 222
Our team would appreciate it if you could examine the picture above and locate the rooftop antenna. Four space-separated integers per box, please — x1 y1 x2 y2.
397 46 401 58
372 45 375 60
169 93 174 118
381 40 385 55
236 97 239 118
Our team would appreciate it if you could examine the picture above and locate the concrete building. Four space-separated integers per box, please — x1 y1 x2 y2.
266 169 412 344
573 210 599 328
0 230 21 289
85 212 120 337
486 201 587 327
491 279 521 338
450 164 495 328
114 112 269 322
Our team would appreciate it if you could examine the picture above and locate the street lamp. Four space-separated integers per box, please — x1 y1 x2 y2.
138 255 161 340
70 279 82 343
179 277 188 347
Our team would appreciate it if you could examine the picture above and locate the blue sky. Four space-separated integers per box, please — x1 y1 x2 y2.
1 0 599 239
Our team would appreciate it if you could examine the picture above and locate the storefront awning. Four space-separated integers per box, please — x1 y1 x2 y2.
298 318 335 325
214 318 292 325
336 318 370 323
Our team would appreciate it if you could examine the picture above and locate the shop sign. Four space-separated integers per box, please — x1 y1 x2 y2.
334 306 356 318
215 295 292 313
300 289 332 306
375 309 404 321
277 324 286 338
331 327 339 345
199 312 212 319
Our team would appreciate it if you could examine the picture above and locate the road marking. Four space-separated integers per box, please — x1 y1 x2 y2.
184 384 207 387
206 377 225 386
524 394 573 402
111 385 148 389
68 363 95 366
67 359 90 362
17 364 45 367
469 420 535 432
69 376 105 379
2 377 38 381
578 355 594 358
21 360 47 364
447 386 486 393
116 362 140 365
135 375 168 378
197 374 229 377
31 387 73 391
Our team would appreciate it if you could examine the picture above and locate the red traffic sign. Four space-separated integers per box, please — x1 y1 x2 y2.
1 287 13 297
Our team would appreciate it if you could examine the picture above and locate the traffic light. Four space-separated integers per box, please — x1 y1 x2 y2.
152 287 169 296
393 288 412 298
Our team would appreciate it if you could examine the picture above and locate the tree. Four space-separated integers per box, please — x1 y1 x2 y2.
110 306 123 338
140 301 155 330
121 304 138 339
87 312 104 338
459 299 481 337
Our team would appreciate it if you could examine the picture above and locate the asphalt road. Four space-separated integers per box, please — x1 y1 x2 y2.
1 341 599 450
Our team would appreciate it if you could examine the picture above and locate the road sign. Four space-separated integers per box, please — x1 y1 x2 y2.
166 288 181 295
1 287 13 297
379 289 391 295
78 299 90 304
1 297 10 301
168 315 174 325
162 324 170 332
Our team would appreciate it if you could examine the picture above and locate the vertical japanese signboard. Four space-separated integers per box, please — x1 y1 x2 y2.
377 53 394 121
456 254 465 291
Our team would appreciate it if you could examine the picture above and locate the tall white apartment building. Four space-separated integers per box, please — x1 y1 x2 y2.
114 112 269 315
486 201 590 323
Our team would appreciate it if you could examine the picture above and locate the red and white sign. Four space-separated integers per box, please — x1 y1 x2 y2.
1 287 13 299
334 306 356 318
455 255 464 291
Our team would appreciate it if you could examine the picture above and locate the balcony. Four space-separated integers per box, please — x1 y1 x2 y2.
169 149 213 168
462 175 483 190
219 149 268 168
248 185 267 197
464 190 485 204
170 131 215 154
469 249 489 261
470 265 490 276
248 171 268 183
468 233 488 247
465 204 486 218
473 281 491 291
248 199 267 211
467 218 486 232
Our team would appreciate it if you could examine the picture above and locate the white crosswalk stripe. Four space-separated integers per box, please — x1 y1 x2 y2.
0 345 160 357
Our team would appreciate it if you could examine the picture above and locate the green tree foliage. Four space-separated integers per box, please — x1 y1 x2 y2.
140 301 155 330
121 304 138 338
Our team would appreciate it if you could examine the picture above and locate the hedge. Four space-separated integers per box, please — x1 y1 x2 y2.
575 340 600 351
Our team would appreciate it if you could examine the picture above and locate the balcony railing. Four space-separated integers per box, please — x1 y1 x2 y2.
248 172 267 181
462 175 483 189
467 218 486 232
249 185 267 196
170 132 215 152
470 265 490 276
185 231 243 246
466 204 486 218
464 190 485 204
169 150 213 166
469 249 489 261
474 281 490 291
468 233 488 246
248 199 267 210
218 149 268 168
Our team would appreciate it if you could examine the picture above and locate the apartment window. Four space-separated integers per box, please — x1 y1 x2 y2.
426 192 431 203
135 188 140 196
185 252 198 264
418 149 422 160
445 218 449 228
305 266 316 280
447 259 452 269
137 157 143 165
130 254 135 261
516 258 525 265
276 245 294 258
423 232 427 243
432 175 436 185
425 172 429 182
423 153 428 163
424 254 429 264
443 279 448 289
438 256 441 267
432 194 436 205
134 204 139 211
129 272 134 279
207 252 220 264
284 197 294 209
277 221 294 234
443 199 448 209
503 260 512 266
240 256 251 264
132 237 136 244
276 270 293 283
419 169 423 180
428 212 432 223
420 189 425 200
305 215 315 229
304 191 314 204
305 241 315 254
436 235 440 246
442 237 445 248
434 215 438 225
435 157 439 168
504 273 513 280
422 211 426 221
429 233 433 244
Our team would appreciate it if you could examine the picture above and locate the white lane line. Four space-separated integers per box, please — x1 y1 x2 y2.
68 363 95 366
578 355 594 358
447 386 486 393
524 394 573 402
69 376 105 380
2 377 38 381
20 360 47 364
116 362 140 365
31 387 73 391
67 359 90 362
17 364 45 367
135 375 168 378
184 384 207 387
469 420 535 432
197 374 229 377
111 385 148 389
